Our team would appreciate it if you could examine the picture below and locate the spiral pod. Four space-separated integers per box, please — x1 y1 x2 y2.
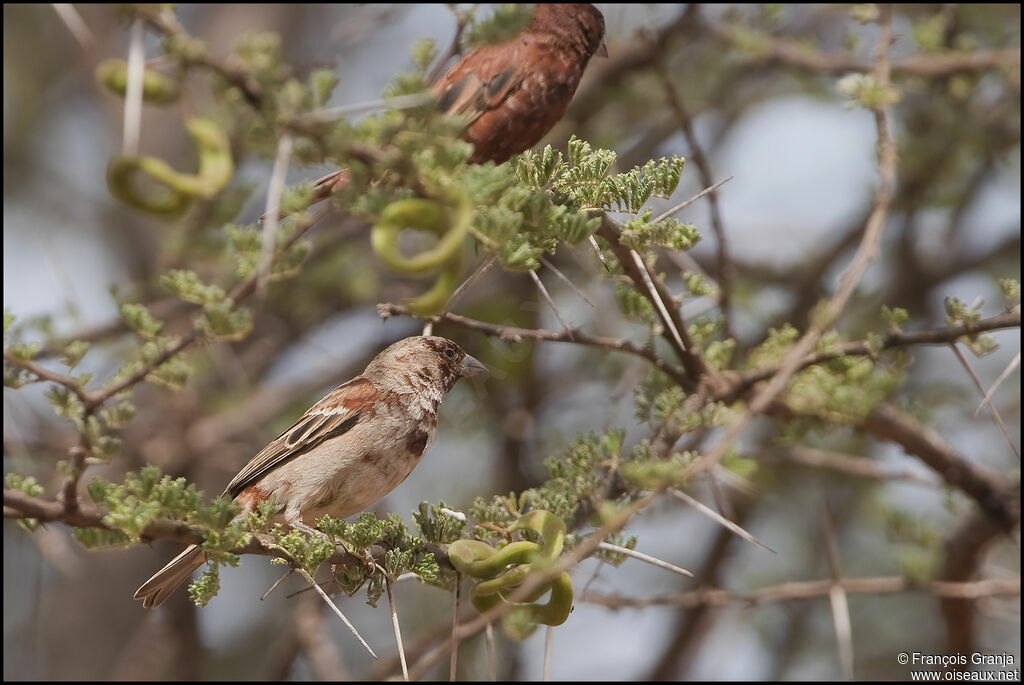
448 510 573 639
107 118 234 217
95 59 182 105
370 188 471 316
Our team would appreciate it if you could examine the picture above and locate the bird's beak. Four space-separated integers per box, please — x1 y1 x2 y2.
460 354 488 378
597 40 608 57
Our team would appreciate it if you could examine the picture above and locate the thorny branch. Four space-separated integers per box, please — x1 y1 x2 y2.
579 576 1021 610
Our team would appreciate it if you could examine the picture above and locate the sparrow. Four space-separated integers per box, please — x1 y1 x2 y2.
310 3 607 200
134 336 486 608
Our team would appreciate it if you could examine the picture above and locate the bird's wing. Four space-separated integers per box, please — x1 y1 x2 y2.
433 42 527 127
223 377 377 499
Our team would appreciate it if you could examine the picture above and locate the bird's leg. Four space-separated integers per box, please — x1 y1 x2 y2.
285 510 332 542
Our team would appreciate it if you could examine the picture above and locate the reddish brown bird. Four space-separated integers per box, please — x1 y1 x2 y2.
134 336 486 608
312 3 606 199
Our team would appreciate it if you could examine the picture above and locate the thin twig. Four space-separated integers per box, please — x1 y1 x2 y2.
669 488 775 553
258 135 294 298
597 541 694 578
950 343 1020 459
426 8 471 84
727 311 1022 400
51 4 94 50
755 447 940 486
293 92 436 124
653 45 735 337
134 6 263 105
679 4 899 481
123 18 145 156
708 20 1021 77
450 575 460 682
387 579 409 681
377 303 689 388
579 577 1020 610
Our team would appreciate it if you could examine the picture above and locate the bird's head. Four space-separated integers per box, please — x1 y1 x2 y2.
366 336 487 395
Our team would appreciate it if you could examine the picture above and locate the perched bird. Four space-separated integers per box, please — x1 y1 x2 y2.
134 336 486 608
310 3 607 200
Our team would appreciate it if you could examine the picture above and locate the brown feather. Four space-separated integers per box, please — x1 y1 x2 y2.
223 378 375 499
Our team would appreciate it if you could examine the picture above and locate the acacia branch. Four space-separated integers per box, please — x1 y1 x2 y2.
596 217 716 391
708 20 1020 77
652 58 735 340
676 7 900 482
728 310 1022 400
580 576 1020 610
134 6 263 105
859 404 1020 529
376 303 690 388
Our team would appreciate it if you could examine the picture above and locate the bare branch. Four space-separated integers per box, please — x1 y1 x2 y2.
580 577 1020 610
377 303 689 388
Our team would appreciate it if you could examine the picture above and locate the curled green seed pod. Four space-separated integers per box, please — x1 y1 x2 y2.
95 59 181 105
402 257 462 317
450 540 541 579
370 189 471 274
107 118 234 217
449 510 574 638
502 571 573 639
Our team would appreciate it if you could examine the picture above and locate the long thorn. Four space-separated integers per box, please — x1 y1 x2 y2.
588 235 610 271
974 351 1020 416
597 541 693 578
300 568 377 659
293 92 436 124
950 343 1020 459
543 626 553 681
669 487 776 553
653 176 734 224
387 579 409 681
485 622 497 681
261 566 295 600
445 255 497 315
821 499 854 680
258 134 293 299
630 249 687 357
529 270 574 337
540 256 595 308
122 19 145 156
52 4 95 50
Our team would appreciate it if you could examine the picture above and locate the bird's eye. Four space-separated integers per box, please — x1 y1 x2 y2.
444 348 456 359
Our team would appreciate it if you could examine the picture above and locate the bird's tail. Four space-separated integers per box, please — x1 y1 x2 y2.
133 544 207 609
258 168 351 223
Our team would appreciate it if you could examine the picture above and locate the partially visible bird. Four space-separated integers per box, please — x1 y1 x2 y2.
310 3 606 200
134 336 486 608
